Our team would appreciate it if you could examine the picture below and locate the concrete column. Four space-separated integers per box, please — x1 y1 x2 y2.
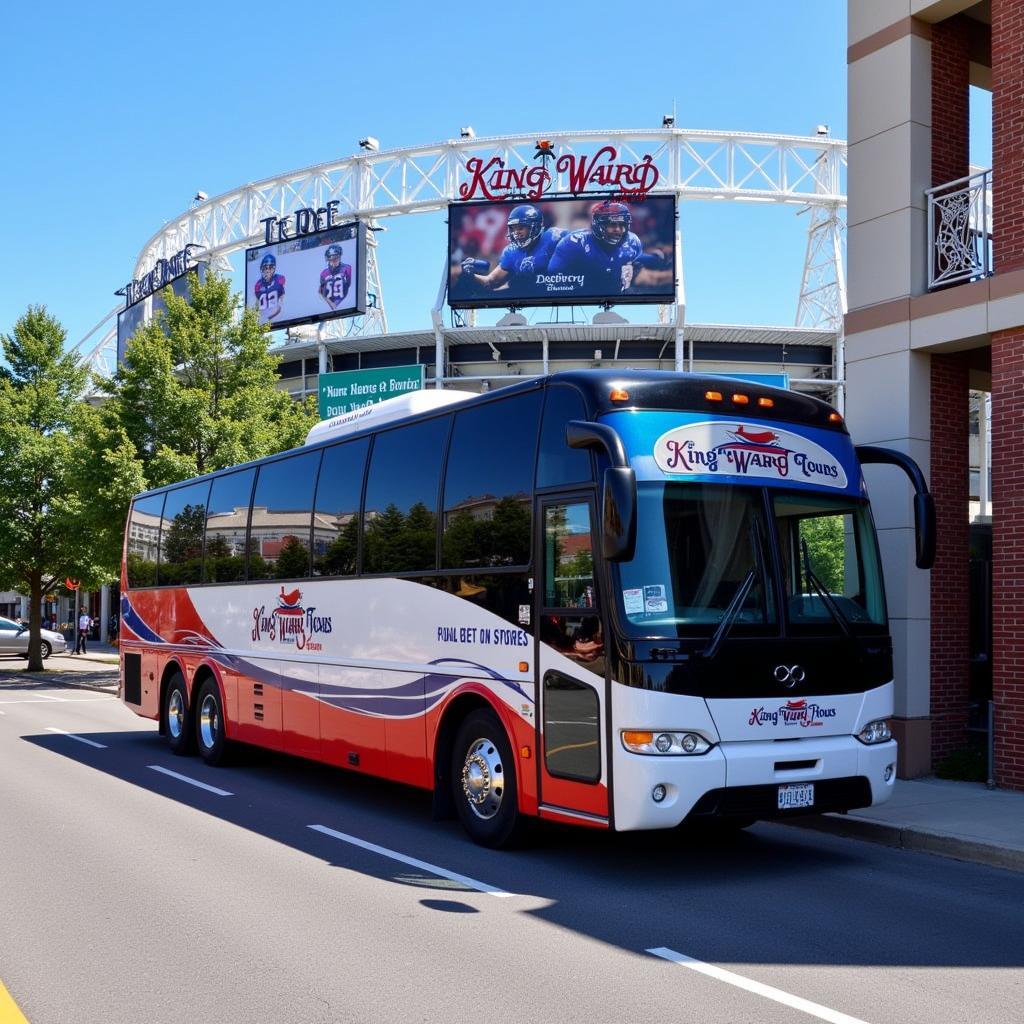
100 585 111 645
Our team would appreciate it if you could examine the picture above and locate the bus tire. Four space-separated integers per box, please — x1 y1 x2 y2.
163 672 194 756
451 709 526 849
194 678 230 766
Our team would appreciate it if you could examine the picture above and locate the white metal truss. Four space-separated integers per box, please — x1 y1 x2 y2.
81 128 846 374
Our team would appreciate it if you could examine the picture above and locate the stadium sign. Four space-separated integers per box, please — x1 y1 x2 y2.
116 245 204 307
319 364 424 419
459 146 660 202
260 200 343 245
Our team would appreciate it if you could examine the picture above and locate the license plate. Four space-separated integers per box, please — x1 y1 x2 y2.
778 782 814 810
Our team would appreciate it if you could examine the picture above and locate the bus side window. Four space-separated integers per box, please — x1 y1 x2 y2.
537 386 593 489
363 416 451 574
442 391 541 569
249 450 321 581
127 493 165 588
158 481 211 587
205 469 256 583
312 438 370 578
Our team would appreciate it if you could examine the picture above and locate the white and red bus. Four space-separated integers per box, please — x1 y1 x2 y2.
119 371 934 846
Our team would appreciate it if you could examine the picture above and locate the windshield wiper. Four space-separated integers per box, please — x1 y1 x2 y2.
701 520 765 661
799 539 865 660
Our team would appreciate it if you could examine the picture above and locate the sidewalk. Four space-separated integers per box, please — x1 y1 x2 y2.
0 641 119 693
787 776 1024 874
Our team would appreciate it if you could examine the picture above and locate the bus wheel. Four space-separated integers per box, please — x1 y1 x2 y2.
194 678 229 766
163 672 194 756
451 709 525 848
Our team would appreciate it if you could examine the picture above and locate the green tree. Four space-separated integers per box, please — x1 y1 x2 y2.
801 514 847 594
103 272 318 485
274 535 312 579
0 307 144 670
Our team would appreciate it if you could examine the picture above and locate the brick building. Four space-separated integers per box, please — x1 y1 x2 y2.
847 0 1023 788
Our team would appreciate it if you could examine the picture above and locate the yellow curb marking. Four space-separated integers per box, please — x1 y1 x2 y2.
0 979 29 1023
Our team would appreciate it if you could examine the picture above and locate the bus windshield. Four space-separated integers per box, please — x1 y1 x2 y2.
616 482 886 638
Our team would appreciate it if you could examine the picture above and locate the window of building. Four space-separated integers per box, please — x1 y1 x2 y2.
249 451 321 581
442 392 541 569
158 481 211 587
127 493 165 588
363 416 451 574
312 438 370 577
204 470 256 583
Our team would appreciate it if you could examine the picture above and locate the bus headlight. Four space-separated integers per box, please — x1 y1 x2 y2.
856 719 892 745
621 730 712 755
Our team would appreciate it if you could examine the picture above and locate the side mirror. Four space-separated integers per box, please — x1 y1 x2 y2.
855 444 936 570
602 467 637 562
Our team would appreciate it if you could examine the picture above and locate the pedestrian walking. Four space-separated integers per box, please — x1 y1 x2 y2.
76 610 91 655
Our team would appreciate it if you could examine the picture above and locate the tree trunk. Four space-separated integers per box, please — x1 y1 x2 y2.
25 571 44 672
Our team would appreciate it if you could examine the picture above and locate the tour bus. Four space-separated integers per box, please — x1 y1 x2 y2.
119 370 935 847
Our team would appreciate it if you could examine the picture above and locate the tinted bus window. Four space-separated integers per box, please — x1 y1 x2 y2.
442 392 541 569
205 469 256 583
537 386 593 488
313 439 370 577
127 493 165 588
159 481 211 586
249 451 321 581
364 417 451 574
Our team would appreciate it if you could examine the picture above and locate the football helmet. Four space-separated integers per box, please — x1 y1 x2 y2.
506 205 543 250
325 244 343 268
591 200 631 248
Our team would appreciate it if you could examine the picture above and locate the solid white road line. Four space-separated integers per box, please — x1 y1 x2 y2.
647 947 871 1024
45 727 107 749
0 696 110 705
308 824 514 898
148 765 233 796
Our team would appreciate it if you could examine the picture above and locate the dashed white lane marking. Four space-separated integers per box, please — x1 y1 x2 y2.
45 727 107 749
647 947 871 1024
148 765 233 796
308 824 514 898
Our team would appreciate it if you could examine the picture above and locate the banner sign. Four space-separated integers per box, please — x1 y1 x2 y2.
318 364 424 419
245 221 367 331
449 195 675 309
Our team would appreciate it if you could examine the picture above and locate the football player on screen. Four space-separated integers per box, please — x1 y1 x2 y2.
547 200 666 293
254 254 286 324
319 244 352 310
461 204 564 292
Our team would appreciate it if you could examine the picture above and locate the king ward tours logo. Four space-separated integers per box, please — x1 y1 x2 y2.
251 586 333 652
653 421 848 488
748 699 838 728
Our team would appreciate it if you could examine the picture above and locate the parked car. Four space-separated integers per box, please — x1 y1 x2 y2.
0 617 67 658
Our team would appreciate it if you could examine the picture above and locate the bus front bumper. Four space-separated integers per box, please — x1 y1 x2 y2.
612 736 897 832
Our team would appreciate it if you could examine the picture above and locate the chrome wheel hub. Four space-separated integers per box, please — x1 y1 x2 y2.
199 693 219 749
461 738 504 820
168 689 184 739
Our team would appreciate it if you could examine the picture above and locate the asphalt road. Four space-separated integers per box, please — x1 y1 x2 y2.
1 681 1022 1024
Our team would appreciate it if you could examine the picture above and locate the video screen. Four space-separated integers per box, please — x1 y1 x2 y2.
244 222 366 330
117 264 207 366
448 195 676 309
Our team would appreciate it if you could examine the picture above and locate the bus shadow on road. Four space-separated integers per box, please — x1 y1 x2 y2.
22 726 1024 971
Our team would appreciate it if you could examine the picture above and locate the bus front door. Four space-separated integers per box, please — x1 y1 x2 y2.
536 497 609 826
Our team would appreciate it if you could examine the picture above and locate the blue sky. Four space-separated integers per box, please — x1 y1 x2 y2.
4 2 854 354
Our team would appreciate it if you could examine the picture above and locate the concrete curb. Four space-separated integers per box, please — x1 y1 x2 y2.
786 813 1024 875
0 672 118 696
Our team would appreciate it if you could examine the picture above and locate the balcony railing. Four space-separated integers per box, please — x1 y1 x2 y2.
926 168 992 289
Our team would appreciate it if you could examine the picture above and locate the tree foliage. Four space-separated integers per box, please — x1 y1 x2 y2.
0 306 144 669
102 272 318 485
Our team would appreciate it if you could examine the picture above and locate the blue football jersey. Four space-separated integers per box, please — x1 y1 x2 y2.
547 230 645 292
498 227 564 282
